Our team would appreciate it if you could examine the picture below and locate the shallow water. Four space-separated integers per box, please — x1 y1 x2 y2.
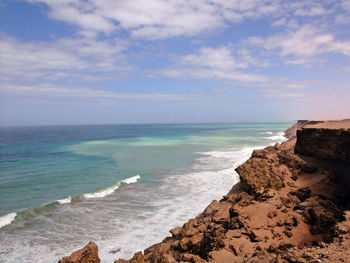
0 123 290 262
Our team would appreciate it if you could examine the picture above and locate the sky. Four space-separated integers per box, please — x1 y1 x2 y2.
0 0 350 126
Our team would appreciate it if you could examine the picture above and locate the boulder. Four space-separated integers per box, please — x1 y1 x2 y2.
58 242 100 263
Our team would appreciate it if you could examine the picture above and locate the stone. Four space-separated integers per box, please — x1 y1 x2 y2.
59 242 100 263
169 227 182 237
290 187 311 202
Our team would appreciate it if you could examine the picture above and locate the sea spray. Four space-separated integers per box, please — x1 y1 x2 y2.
265 131 286 143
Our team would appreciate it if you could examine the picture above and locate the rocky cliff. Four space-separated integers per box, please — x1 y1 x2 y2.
59 120 350 263
295 120 350 161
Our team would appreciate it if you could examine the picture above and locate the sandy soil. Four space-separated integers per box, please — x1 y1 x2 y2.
304 119 350 129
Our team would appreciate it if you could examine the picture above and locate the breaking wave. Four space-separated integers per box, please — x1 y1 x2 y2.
83 175 141 199
0 212 17 229
0 175 142 229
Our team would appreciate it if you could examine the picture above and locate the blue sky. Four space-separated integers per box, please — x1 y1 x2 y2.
0 0 350 125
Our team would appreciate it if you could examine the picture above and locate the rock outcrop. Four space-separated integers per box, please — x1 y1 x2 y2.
58 242 100 263
236 145 306 195
295 120 350 161
59 120 350 263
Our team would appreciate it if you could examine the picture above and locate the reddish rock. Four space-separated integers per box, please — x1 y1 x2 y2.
58 242 100 263
235 145 305 195
209 248 235 263
267 210 277 219
115 252 144 263
169 227 181 237
212 202 231 224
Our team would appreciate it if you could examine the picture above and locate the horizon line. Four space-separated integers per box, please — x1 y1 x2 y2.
0 120 296 128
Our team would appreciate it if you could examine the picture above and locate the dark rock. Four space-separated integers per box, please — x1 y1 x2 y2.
290 187 312 202
284 230 293 238
303 164 317 173
109 247 121 254
295 128 350 161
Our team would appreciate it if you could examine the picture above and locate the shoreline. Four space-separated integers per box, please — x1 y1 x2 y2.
0 124 291 263
59 119 350 263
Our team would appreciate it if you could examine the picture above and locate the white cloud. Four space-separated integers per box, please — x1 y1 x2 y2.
249 25 350 65
329 40 350 56
21 0 350 41
0 83 202 102
26 0 281 39
154 45 316 97
181 47 248 70
155 46 272 85
285 58 313 65
295 5 329 17
334 0 350 24
335 13 350 24
341 0 350 12
0 33 131 82
265 26 333 56
262 89 309 99
161 67 271 84
180 46 269 70
272 17 300 29
3 0 349 104
271 18 287 27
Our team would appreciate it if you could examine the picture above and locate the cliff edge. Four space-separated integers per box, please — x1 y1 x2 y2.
59 120 350 263
295 119 350 161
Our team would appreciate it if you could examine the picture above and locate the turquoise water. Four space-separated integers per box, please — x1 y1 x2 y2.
0 123 290 262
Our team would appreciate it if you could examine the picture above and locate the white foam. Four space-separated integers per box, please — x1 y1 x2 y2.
265 132 286 143
0 212 16 229
195 145 266 171
97 146 262 261
83 183 121 199
83 175 141 199
121 175 141 184
57 196 72 205
261 131 273 135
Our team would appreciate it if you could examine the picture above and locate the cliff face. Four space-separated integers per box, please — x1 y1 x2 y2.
294 120 350 196
58 120 350 263
295 127 350 161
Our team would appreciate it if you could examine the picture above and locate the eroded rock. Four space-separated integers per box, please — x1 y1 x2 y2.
58 242 100 263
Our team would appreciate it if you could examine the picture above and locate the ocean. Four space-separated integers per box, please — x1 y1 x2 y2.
0 123 290 262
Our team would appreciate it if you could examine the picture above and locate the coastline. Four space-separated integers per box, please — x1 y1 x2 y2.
59 120 350 263
1 124 290 263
